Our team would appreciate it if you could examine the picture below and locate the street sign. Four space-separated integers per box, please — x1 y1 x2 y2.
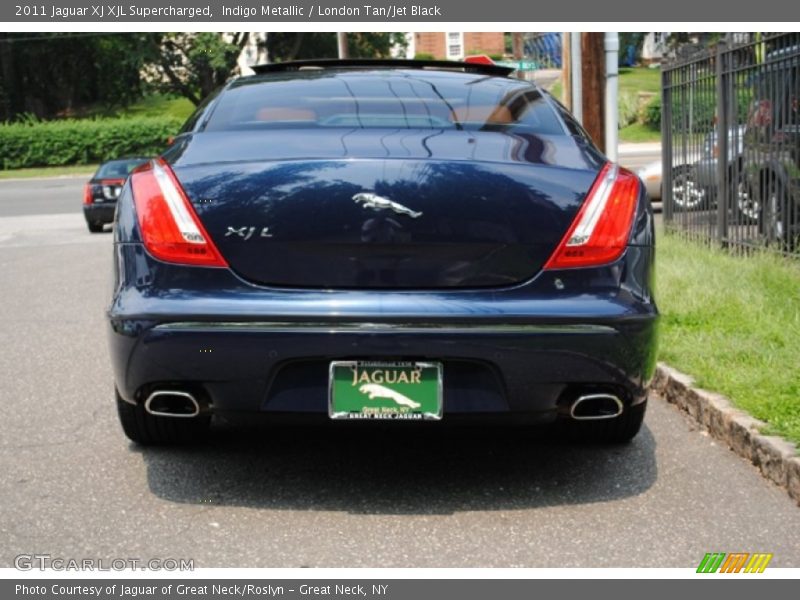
496 60 539 71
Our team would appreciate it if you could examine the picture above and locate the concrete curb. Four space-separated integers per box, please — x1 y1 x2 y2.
653 362 800 506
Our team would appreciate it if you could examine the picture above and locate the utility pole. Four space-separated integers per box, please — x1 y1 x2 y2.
604 32 619 161
512 32 523 60
337 32 349 59
581 32 606 154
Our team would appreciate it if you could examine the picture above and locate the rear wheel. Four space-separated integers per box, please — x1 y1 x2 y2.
561 400 647 444
759 178 798 251
86 221 104 233
671 166 706 210
116 389 210 445
734 177 760 224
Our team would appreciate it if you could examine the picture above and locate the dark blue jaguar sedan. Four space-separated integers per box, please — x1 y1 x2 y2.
108 59 657 445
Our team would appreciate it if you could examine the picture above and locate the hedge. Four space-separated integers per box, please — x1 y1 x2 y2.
642 96 661 129
0 117 182 170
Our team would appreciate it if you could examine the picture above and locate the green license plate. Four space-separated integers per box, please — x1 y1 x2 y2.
328 361 443 420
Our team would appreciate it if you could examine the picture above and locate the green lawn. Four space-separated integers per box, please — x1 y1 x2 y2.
657 228 800 446
119 94 195 121
548 67 660 102
80 94 195 121
620 122 660 143
0 164 98 179
618 66 661 95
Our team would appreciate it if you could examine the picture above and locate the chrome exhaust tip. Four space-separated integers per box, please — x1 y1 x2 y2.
144 390 201 418
569 393 624 420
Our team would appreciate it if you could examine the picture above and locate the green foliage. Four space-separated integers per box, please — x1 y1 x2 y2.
0 117 180 169
413 52 435 61
266 33 407 63
350 33 408 58
144 33 250 105
0 33 159 120
642 95 662 129
617 91 640 128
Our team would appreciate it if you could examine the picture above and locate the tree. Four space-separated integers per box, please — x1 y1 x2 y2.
0 32 157 120
618 33 645 66
143 33 251 105
265 33 407 63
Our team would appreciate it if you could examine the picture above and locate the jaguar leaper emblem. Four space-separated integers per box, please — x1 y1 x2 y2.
352 193 423 218
358 383 422 409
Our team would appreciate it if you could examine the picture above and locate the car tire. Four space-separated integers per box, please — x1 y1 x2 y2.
561 400 647 444
759 178 798 251
734 177 760 224
87 221 104 233
116 389 211 445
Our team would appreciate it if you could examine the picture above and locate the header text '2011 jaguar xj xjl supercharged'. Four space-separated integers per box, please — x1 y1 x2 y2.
107 59 658 445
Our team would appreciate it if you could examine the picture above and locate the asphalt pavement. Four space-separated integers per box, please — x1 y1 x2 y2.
0 176 797 568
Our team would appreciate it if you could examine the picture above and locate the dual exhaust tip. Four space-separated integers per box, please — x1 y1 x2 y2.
144 390 203 418
569 393 624 420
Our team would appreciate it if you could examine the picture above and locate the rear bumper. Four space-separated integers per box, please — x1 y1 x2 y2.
110 319 657 420
108 244 658 422
83 203 116 224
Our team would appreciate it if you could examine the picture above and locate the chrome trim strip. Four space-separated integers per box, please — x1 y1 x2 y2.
153 322 617 335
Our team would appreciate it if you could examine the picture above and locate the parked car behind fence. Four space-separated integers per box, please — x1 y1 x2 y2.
662 32 800 255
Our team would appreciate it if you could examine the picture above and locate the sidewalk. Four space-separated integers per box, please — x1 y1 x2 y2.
618 141 662 155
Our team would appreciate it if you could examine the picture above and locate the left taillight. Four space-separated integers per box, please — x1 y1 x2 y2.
83 183 94 205
544 163 640 270
129 158 227 267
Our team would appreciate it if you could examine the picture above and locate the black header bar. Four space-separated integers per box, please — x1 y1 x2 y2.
3 0 798 22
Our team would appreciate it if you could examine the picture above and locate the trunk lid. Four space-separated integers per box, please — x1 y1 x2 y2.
173 131 602 289
171 132 599 289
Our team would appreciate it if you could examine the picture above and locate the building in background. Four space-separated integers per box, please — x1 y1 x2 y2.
409 32 506 60
642 32 669 63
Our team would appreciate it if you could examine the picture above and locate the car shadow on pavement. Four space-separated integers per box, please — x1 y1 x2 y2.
135 422 657 514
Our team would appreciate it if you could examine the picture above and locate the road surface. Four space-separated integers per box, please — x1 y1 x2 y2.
0 177 797 568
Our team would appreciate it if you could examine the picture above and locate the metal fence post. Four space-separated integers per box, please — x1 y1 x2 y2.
715 40 729 246
661 62 672 225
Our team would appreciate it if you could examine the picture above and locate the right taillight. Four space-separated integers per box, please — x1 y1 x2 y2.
129 158 227 268
543 163 640 270
83 183 94 205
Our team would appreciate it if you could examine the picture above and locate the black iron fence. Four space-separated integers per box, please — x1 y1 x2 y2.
662 33 800 256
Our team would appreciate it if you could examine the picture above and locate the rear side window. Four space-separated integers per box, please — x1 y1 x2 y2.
179 87 223 134
95 159 147 179
202 70 565 135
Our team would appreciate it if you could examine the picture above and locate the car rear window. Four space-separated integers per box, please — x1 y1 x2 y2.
95 159 147 179
201 70 565 135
